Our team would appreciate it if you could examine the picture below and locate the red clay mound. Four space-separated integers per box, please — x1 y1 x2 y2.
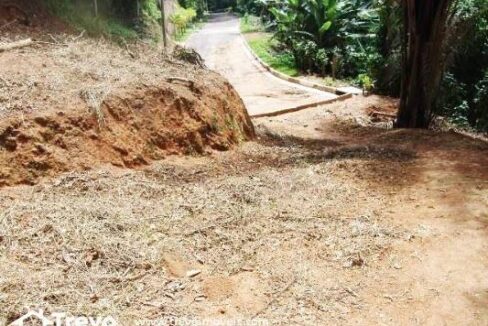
0 79 255 186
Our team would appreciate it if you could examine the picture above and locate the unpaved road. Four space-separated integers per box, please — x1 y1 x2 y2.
186 13 337 116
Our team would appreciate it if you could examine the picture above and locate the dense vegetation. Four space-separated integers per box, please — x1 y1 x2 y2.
238 0 487 131
45 0 160 39
45 0 205 41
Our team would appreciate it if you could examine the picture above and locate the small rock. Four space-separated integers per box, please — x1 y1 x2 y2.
186 269 201 278
393 263 402 269
194 295 206 302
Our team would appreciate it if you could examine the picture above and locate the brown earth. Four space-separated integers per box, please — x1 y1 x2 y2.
0 80 254 186
0 0 70 38
0 19 254 186
0 94 487 325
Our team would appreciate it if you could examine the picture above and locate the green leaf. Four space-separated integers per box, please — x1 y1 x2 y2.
319 21 332 34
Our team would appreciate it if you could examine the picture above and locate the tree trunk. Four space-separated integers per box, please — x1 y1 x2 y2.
160 0 168 50
396 0 452 128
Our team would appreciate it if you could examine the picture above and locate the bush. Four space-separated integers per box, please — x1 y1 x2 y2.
473 71 488 131
45 0 145 40
268 0 379 80
240 14 266 33
170 6 197 36
435 0 488 131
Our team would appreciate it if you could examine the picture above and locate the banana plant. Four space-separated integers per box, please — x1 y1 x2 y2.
270 0 339 46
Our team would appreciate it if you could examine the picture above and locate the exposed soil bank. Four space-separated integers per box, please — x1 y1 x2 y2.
0 79 254 186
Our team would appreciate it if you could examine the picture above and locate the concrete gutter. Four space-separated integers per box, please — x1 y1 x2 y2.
240 34 357 118
240 35 357 96
250 93 352 118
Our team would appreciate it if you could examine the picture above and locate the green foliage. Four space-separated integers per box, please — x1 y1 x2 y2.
44 0 152 40
435 0 488 131
237 0 272 21
267 0 378 80
372 0 401 95
247 34 299 76
170 5 197 37
240 14 266 33
179 0 207 17
473 71 488 131
207 0 236 12
357 73 373 91
174 18 206 42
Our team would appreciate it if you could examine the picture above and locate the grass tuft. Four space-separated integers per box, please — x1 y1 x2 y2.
246 34 299 77
240 14 266 33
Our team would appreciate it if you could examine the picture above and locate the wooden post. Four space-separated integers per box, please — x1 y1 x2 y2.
93 0 98 16
160 0 168 50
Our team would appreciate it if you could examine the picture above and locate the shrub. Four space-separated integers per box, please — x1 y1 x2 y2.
240 14 266 33
170 6 197 36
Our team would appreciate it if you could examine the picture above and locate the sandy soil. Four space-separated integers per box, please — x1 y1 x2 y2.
185 13 337 116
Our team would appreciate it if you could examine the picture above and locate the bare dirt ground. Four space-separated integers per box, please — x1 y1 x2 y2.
1 93 487 325
185 13 337 116
1 4 488 326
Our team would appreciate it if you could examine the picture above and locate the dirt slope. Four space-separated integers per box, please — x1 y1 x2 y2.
0 8 254 186
0 78 254 186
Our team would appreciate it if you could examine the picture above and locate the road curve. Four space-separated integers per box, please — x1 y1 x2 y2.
186 13 337 116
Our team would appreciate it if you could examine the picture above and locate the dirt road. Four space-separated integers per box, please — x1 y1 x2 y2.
186 13 337 116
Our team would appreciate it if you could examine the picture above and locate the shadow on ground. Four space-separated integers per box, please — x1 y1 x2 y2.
248 119 488 191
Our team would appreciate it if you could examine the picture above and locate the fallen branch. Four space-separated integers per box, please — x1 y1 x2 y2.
72 30 86 42
0 38 32 52
35 41 69 47
124 43 136 59
0 19 17 31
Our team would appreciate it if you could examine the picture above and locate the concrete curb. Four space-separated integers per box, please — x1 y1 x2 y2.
240 34 347 96
250 93 352 118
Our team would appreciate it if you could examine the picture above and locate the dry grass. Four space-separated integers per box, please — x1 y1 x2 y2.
0 138 422 324
0 96 487 324
0 34 218 119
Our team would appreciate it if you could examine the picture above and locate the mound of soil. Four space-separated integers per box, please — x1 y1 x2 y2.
0 78 254 186
0 9 255 187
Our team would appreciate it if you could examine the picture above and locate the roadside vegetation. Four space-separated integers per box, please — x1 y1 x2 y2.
45 0 209 43
237 0 488 131
245 31 299 76
240 13 351 86
45 0 160 40
171 6 208 42
170 5 197 40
